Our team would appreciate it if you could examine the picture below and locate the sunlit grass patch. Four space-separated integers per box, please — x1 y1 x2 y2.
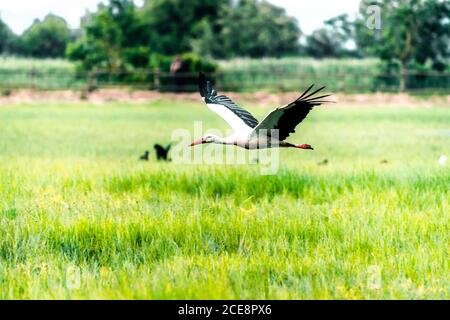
0 101 448 299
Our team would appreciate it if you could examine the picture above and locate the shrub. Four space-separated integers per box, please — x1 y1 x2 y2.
149 53 218 92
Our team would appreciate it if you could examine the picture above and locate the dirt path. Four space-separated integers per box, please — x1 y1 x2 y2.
1 88 448 107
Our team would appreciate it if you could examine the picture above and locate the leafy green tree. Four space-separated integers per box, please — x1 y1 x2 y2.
68 8 124 70
0 18 18 54
305 14 360 58
20 14 71 58
67 0 146 71
356 0 450 90
200 0 301 58
140 0 225 55
190 19 221 58
69 0 302 69
141 0 300 58
305 29 342 58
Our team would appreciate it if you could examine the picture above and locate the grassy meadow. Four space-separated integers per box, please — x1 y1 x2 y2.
0 99 449 299
0 57 81 90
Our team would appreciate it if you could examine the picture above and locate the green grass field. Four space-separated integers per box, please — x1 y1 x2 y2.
0 99 449 299
0 57 83 90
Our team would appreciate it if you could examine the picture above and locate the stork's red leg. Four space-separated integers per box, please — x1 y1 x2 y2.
281 142 314 150
296 144 314 150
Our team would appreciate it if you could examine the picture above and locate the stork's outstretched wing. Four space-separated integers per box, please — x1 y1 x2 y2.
251 84 331 141
199 72 259 134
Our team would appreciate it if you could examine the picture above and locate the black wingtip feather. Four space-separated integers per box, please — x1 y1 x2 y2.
308 100 335 104
304 94 332 102
296 84 315 101
301 86 326 101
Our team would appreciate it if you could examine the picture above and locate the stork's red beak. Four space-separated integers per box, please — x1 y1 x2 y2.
189 138 204 147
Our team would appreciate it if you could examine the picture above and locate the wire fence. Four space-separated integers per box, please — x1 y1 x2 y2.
0 69 449 94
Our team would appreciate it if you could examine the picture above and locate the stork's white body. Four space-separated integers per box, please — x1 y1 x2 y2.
213 134 287 150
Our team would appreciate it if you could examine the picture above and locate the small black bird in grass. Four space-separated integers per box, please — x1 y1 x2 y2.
154 143 171 161
139 150 150 161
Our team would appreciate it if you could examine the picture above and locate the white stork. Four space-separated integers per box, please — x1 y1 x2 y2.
190 72 332 150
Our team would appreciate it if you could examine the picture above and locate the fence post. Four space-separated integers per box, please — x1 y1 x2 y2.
86 71 94 92
399 66 407 92
338 72 345 93
29 68 36 89
153 68 160 91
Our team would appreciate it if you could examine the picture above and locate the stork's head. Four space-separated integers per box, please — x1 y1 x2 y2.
189 135 217 146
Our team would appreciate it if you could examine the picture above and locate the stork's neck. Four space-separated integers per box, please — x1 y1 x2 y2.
213 136 229 144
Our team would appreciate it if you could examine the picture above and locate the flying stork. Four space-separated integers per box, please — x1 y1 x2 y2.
190 72 332 150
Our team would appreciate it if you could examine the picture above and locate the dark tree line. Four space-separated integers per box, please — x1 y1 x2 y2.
0 14 72 58
356 0 450 90
0 0 301 63
0 0 449 76
65 0 302 71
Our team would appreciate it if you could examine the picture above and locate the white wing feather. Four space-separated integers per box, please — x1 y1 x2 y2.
206 101 254 136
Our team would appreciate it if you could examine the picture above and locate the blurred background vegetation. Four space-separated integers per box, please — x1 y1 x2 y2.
0 0 449 92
